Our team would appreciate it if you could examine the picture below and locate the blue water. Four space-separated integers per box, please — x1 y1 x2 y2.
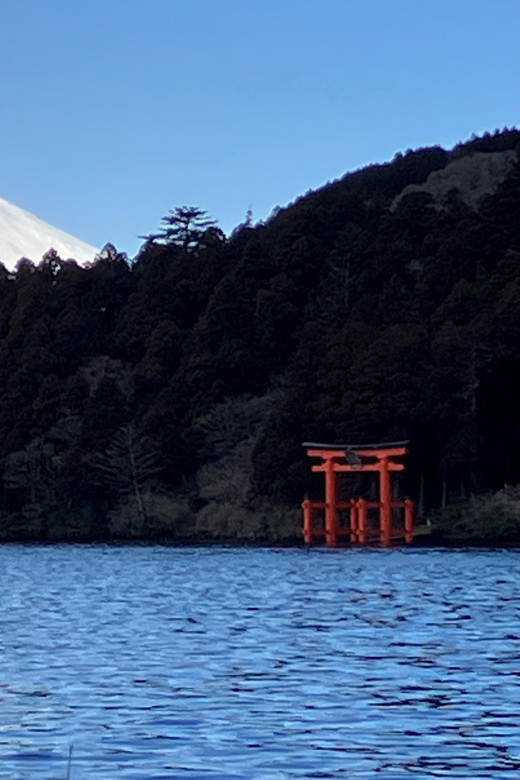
1 545 520 778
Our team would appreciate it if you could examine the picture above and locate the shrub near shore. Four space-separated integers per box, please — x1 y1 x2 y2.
436 485 520 544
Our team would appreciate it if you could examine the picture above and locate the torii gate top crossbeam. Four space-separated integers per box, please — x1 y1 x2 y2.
304 442 409 469
302 440 410 450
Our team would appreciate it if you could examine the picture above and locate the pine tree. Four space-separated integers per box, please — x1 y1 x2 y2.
91 424 161 523
141 206 222 252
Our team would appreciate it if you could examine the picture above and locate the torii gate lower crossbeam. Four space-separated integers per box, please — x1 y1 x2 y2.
302 442 414 546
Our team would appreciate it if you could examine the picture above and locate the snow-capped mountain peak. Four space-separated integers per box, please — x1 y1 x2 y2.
0 196 98 270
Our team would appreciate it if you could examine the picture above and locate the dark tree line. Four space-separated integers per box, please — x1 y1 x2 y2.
1 128 520 541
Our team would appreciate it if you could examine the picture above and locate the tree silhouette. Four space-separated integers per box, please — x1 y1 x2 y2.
91 423 161 524
142 206 222 252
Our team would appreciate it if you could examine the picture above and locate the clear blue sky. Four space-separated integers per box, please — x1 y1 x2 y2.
1 0 519 258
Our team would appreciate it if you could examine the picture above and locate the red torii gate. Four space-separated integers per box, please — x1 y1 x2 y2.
302 441 414 547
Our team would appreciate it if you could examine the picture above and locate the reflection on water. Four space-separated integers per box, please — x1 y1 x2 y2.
0 545 520 777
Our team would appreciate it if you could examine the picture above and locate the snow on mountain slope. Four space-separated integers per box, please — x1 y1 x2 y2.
0 196 99 270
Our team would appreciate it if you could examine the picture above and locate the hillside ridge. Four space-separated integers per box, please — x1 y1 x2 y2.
391 149 518 211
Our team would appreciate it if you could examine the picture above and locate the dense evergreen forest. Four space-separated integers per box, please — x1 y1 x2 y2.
2 129 520 544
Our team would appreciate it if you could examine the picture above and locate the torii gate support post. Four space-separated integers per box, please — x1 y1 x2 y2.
357 498 367 544
349 498 358 543
302 498 312 545
404 498 414 544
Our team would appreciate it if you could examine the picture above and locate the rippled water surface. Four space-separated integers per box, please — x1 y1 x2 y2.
1 545 520 778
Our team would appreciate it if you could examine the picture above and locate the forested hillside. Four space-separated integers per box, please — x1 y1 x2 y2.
1 128 520 542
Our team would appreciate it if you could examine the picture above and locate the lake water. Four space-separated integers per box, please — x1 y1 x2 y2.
1 545 520 778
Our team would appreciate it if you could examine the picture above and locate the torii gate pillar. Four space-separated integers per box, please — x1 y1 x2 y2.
324 457 338 547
